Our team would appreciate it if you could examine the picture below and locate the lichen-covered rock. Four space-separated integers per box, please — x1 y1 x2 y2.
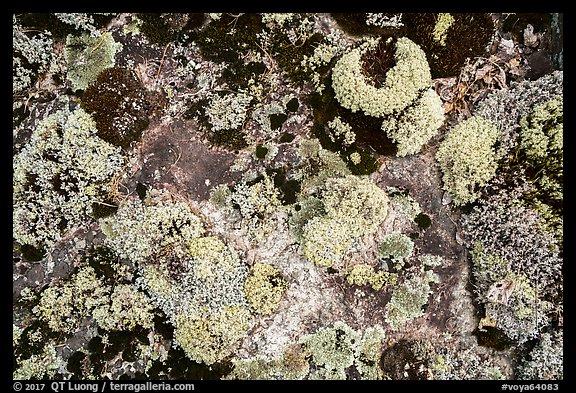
13 103 125 253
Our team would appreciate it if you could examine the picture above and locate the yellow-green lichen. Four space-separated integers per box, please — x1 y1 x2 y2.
244 262 288 315
432 13 455 46
345 263 396 291
332 37 431 117
173 306 252 365
35 266 109 334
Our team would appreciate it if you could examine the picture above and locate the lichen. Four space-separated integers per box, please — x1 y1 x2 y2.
244 262 288 315
173 306 252 365
64 31 122 91
299 321 385 380
13 103 125 252
377 231 415 264
436 115 500 205
299 175 389 268
332 37 432 118
385 267 440 331
345 263 396 291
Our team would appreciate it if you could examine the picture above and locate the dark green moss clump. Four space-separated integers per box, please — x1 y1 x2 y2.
91 199 118 219
286 97 299 112
279 132 295 144
82 246 119 284
255 144 268 159
473 326 514 351
331 13 403 37
404 13 495 78
269 30 324 85
270 112 288 131
81 67 150 148
19 243 46 262
138 13 205 46
266 168 301 205
414 213 432 230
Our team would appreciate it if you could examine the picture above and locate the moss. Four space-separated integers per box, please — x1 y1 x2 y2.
266 167 301 205
255 144 268 159
286 97 299 112
191 13 264 67
414 212 432 230
244 262 288 315
404 13 495 78
137 13 194 46
267 16 324 85
81 67 150 148
269 112 288 130
64 32 122 92
472 326 513 351
279 132 295 144
19 243 46 262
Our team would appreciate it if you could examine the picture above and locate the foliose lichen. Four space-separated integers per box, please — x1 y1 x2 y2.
64 31 122 91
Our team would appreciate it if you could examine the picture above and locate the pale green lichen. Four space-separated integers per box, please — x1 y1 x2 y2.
520 97 563 201
206 92 253 131
13 104 125 251
244 262 288 315
327 116 356 147
226 345 310 380
380 87 445 157
101 197 204 263
173 306 252 365
332 37 432 117
35 265 109 334
301 217 355 268
432 13 455 46
436 115 500 205
64 32 122 91
92 283 155 331
516 330 563 380
332 36 444 156
226 172 283 245
299 321 385 380
13 16 57 95
377 231 415 263
300 175 389 268
385 267 440 330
